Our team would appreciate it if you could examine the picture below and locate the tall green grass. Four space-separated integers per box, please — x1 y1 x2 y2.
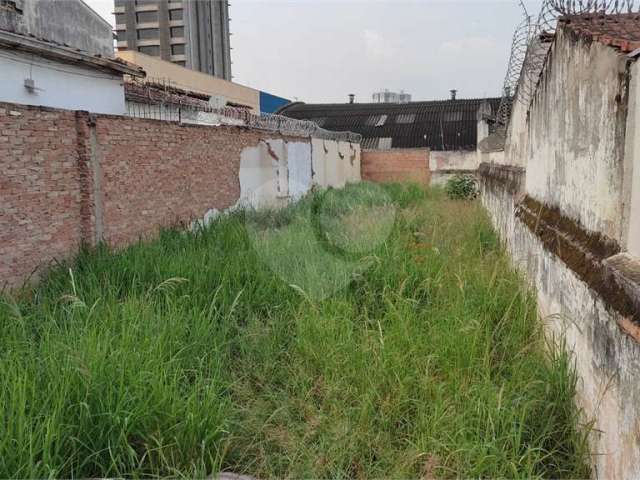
0 183 590 478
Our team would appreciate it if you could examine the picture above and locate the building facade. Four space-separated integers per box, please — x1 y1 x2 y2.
372 89 412 104
0 0 143 114
115 0 232 81
0 0 113 56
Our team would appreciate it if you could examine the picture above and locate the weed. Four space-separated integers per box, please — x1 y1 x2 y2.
0 183 589 478
445 174 478 200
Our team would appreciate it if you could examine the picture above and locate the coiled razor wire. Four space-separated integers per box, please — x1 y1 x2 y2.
126 100 362 144
496 0 640 134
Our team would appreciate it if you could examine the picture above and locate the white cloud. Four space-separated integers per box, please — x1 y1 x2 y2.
362 29 396 61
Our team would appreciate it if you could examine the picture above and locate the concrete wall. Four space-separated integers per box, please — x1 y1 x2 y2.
479 24 640 478
525 27 629 241
311 138 361 189
0 101 362 288
117 51 260 111
360 147 483 186
0 50 126 115
429 150 479 185
2 0 114 56
623 60 640 258
361 148 429 184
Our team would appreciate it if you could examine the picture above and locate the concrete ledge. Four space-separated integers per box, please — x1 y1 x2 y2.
478 162 525 194
516 195 640 326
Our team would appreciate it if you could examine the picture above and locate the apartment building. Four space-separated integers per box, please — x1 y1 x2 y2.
114 0 231 80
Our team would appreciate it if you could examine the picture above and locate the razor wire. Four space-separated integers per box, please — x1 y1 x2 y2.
124 80 362 143
125 101 362 143
496 0 640 133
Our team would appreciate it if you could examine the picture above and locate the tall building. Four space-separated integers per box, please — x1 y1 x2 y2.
372 89 412 104
114 0 232 81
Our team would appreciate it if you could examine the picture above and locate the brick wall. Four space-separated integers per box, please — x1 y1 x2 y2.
0 104 84 290
361 148 430 184
94 117 264 247
0 102 296 289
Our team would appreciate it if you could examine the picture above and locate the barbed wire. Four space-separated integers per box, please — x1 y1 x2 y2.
125 98 362 143
496 0 640 135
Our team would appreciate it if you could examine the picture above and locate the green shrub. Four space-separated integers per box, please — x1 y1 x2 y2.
445 174 478 200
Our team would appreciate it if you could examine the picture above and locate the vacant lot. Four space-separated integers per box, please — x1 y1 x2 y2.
0 183 589 478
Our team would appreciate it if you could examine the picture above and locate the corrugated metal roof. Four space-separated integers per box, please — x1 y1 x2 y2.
279 97 501 151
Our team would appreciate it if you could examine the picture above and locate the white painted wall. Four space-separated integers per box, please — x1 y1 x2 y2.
288 142 313 200
238 139 281 209
0 50 125 115
429 150 478 172
624 60 640 258
239 137 362 209
429 150 479 186
481 26 640 479
338 142 362 183
524 28 627 241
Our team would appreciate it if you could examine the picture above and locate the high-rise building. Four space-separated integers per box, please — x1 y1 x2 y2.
372 89 412 104
114 0 232 81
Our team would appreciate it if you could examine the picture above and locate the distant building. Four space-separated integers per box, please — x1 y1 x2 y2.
279 95 499 151
372 89 412 104
280 93 499 186
0 0 114 56
259 91 291 114
118 51 289 114
114 0 232 81
0 0 144 114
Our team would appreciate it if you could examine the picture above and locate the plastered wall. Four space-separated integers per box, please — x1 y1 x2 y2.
429 150 479 185
311 138 361 188
525 27 629 241
480 25 640 478
0 51 126 115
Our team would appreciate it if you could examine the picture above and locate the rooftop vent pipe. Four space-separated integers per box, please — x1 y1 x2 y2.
450 89 457 100
348 94 355 104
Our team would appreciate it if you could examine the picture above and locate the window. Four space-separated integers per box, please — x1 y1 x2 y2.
396 113 415 124
170 26 184 37
138 45 160 56
365 115 387 127
169 8 183 20
137 28 159 40
135 0 157 5
116 30 127 42
115 13 126 25
136 10 158 23
171 44 185 55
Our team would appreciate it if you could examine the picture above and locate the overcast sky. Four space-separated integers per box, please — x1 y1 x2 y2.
85 0 542 103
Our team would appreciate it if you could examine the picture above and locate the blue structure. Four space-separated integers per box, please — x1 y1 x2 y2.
260 91 291 114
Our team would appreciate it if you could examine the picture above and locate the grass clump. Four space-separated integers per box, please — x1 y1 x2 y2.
0 182 590 478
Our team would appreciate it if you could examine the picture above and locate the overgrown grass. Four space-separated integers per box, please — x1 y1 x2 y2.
0 183 590 478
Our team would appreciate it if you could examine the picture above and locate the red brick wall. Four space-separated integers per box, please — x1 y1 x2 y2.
0 102 289 289
361 148 430 184
94 117 262 247
0 104 84 290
